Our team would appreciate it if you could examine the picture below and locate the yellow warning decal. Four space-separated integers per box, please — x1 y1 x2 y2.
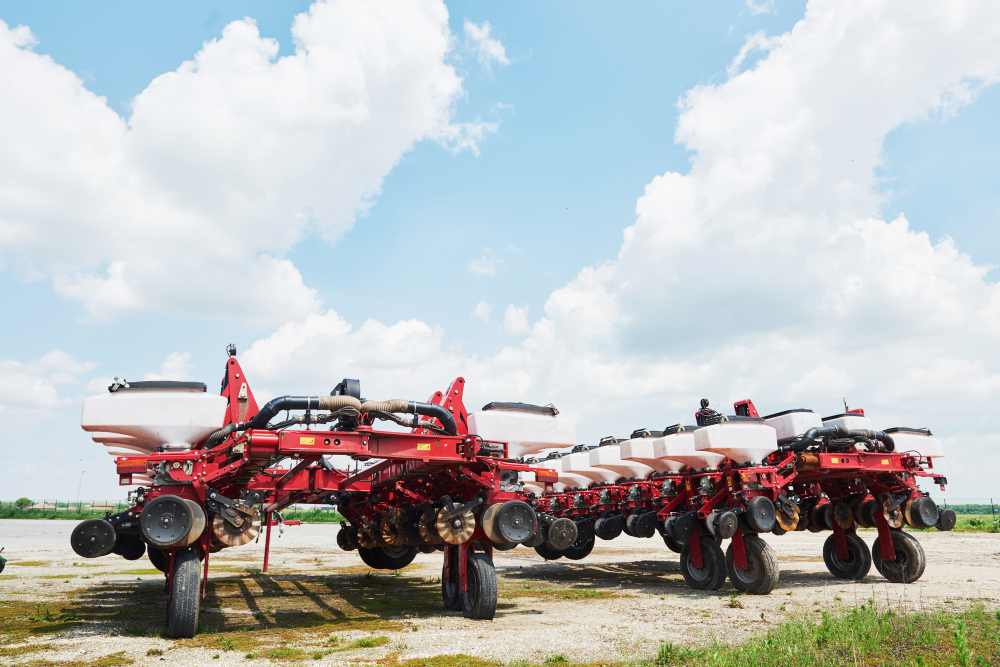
417 443 432 451
300 437 315 445
881 458 890 465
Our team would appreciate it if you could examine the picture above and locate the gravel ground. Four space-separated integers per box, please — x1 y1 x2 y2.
1 519 998 666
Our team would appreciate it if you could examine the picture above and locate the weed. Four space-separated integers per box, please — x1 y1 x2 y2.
349 635 389 648
726 594 743 609
544 655 568 664
245 653 258 659
954 620 972 667
122 624 145 636
146 649 164 656
311 649 334 659
267 646 305 660
213 654 220 659
217 636 235 651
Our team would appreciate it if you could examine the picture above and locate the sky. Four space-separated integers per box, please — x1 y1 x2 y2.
1 0 999 502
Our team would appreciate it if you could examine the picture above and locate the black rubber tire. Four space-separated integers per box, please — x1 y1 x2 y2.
533 543 564 560
822 532 871 580
357 547 383 569
461 553 498 620
661 531 683 554
166 549 200 638
564 537 595 561
148 547 167 573
936 508 956 531
374 546 418 570
679 535 727 591
595 515 623 541
0 561 5 574
418 544 437 554
872 530 925 583
441 546 461 611
726 535 779 595
114 534 146 561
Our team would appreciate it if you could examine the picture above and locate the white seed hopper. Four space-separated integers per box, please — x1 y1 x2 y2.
467 403 576 459
82 381 228 452
693 421 778 464
657 429 726 470
763 409 823 441
589 443 655 478
885 428 945 458
620 437 685 473
560 451 619 483
821 413 872 431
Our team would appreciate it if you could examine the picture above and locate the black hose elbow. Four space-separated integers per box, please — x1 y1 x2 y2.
412 401 458 436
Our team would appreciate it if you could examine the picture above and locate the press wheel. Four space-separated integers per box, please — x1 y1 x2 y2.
822 532 871 580
564 536 595 561
726 535 779 595
461 553 498 620
441 545 461 610
165 549 201 638
680 535 727 591
872 530 925 583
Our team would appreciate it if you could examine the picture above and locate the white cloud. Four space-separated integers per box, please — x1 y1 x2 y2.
241 1 1000 496
745 0 775 16
0 350 97 420
463 19 510 70
0 1 493 325
143 352 194 381
500 304 530 336
467 247 503 275
472 300 493 322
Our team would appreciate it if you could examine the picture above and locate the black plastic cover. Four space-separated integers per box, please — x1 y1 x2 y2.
822 413 866 421
482 401 557 415
119 381 207 391
762 408 816 419
884 427 932 435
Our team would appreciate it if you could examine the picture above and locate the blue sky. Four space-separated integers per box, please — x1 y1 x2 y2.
1 1 999 501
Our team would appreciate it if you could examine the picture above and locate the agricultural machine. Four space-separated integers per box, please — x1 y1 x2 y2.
70 348 953 638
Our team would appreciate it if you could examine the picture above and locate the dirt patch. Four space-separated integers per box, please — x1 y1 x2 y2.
1 519 998 666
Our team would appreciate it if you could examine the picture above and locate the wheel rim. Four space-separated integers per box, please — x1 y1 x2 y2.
382 546 409 559
463 561 479 608
732 551 761 585
686 549 712 583
831 547 857 570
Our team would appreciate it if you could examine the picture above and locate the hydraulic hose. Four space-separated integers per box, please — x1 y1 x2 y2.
777 426 895 453
247 395 457 435
204 421 251 449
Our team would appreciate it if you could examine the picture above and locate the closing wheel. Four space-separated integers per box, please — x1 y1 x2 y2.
564 536 595 561
376 546 417 570
165 549 201 638
461 553 498 620
726 535 779 595
533 543 564 560
822 532 871 580
680 535 727 591
148 547 167 573
661 531 683 553
872 530 926 583
71 519 117 559
441 546 461 610
112 534 147 561
936 508 956 531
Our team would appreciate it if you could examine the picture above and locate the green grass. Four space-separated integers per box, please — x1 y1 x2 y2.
279 509 345 523
641 602 1000 667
